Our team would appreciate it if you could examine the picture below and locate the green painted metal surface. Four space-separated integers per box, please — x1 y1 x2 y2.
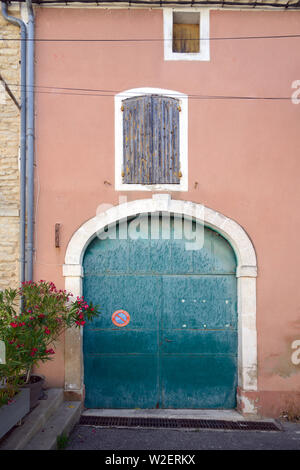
83 217 237 409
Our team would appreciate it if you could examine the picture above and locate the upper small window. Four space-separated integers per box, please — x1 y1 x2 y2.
172 12 200 53
164 8 210 61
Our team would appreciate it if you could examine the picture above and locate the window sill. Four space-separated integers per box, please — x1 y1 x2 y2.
115 182 188 192
164 51 210 62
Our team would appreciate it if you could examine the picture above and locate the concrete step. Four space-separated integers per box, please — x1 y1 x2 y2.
24 401 82 450
0 388 64 450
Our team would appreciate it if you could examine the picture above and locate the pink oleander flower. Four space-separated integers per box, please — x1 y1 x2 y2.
30 347 38 356
45 348 55 355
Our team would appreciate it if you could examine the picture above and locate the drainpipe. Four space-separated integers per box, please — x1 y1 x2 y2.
26 0 35 282
1 2 27 289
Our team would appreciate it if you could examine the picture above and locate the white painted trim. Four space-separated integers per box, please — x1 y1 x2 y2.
115 88 188 191
63 194 258 398
163 8 210 62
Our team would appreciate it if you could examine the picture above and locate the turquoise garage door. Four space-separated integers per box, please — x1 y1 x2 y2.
83 216 237 409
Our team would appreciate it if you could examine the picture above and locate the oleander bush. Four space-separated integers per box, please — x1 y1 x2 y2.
0 280 100 405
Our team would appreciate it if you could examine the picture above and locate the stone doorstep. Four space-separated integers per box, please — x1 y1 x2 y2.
0 388 64 450
24 401 82 450
82 408 245 421
82 408 277 424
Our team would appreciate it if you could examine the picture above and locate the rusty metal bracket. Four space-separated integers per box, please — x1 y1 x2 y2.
55 223 61 248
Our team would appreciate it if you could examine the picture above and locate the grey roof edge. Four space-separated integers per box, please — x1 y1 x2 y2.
6 0 300 9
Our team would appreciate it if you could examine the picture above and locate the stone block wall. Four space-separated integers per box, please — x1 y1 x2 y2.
0 13 20 290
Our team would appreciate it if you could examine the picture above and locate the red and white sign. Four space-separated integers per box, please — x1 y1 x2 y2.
112 310 130 327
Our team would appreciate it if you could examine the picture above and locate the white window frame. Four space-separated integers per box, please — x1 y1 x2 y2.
164 8 210 62
115 87 188 192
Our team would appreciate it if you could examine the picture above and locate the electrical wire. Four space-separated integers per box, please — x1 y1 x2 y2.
1 33 300 42
3 82 294 100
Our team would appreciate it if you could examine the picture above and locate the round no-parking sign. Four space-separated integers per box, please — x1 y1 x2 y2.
112 310 130 327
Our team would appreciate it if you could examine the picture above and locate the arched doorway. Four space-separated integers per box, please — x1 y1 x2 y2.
83 215 238 408
63 195 257 413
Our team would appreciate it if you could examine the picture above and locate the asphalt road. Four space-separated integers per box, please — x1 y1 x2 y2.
66 420 300 451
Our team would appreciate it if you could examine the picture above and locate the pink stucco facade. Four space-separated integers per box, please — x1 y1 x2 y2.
33 6 300 416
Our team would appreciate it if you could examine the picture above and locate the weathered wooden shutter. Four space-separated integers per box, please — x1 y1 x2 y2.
173 23 200 53
152 95 180 184
122 95 180 184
